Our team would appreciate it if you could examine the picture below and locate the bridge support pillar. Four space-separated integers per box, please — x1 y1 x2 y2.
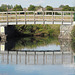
58 24 73 39
0 26 6 41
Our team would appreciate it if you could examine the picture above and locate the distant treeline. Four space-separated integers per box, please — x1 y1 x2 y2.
0 4 74 12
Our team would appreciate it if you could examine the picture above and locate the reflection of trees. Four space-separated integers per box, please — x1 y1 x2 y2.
71 40 75 52
6 37 59 50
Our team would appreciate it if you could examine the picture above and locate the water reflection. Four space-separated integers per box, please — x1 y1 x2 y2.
0 37 75 75
5 37 60 50
0 37 74 65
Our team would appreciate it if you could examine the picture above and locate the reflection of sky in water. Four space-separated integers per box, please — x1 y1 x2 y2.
0 65 75 75
21 44 60 50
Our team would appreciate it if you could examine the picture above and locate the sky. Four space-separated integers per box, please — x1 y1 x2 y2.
0 0 75 8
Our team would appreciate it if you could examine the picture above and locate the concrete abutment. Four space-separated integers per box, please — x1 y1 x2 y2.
0 26 6 41
58 22 75 39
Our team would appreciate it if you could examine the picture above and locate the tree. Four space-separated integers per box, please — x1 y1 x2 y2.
62 5 71 11
71 7 74 11
59 5 64 8
13 5 23 11
46 6 53 11
8 5 13 9
35 5 43 10
28 5 36 11
0 4 7 11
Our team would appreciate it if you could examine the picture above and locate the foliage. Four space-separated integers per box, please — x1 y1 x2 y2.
8 5 13 9
71 26 75 52
46 6 53 11
0 4 13 12
35 5 43 10
28 5 36 11
13 4 23 11
59 5 64 8
71 7 74 11
62 5 71 11
0 4 7 11
15 24 60 37
71 26 75 39
71 38 75 52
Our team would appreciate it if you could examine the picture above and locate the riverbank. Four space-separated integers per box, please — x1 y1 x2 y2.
15 24 60 37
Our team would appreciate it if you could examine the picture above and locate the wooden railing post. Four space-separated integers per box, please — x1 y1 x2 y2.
43 11 45 24
7 11 8 25
61 11 63 25
71 12 73 25
52 11 54 24
63 12 64 24
25 10 26 24
16 11 17 25
54 12 55 24
34 11 36 24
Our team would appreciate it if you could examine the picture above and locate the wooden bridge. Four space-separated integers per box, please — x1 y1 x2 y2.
0 11 75 40
0 11 74 25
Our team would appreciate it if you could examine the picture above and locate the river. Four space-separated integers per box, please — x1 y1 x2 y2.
0 36 75 75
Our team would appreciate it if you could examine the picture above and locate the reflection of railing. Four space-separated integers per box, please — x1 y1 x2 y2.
0 51 73 65
0 11 74 25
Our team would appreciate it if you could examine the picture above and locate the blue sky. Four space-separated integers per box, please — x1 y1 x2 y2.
0 0 74 8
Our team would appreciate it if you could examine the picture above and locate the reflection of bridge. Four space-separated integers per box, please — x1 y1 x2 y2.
0 39 74 65
0 51 73 65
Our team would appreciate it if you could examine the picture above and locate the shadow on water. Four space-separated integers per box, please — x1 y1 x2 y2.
0 37 1 41
5 36 59 51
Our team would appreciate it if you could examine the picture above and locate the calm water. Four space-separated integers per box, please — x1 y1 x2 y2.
0 37 75 75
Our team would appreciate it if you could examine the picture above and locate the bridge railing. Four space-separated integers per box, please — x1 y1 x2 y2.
0 11 74 25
